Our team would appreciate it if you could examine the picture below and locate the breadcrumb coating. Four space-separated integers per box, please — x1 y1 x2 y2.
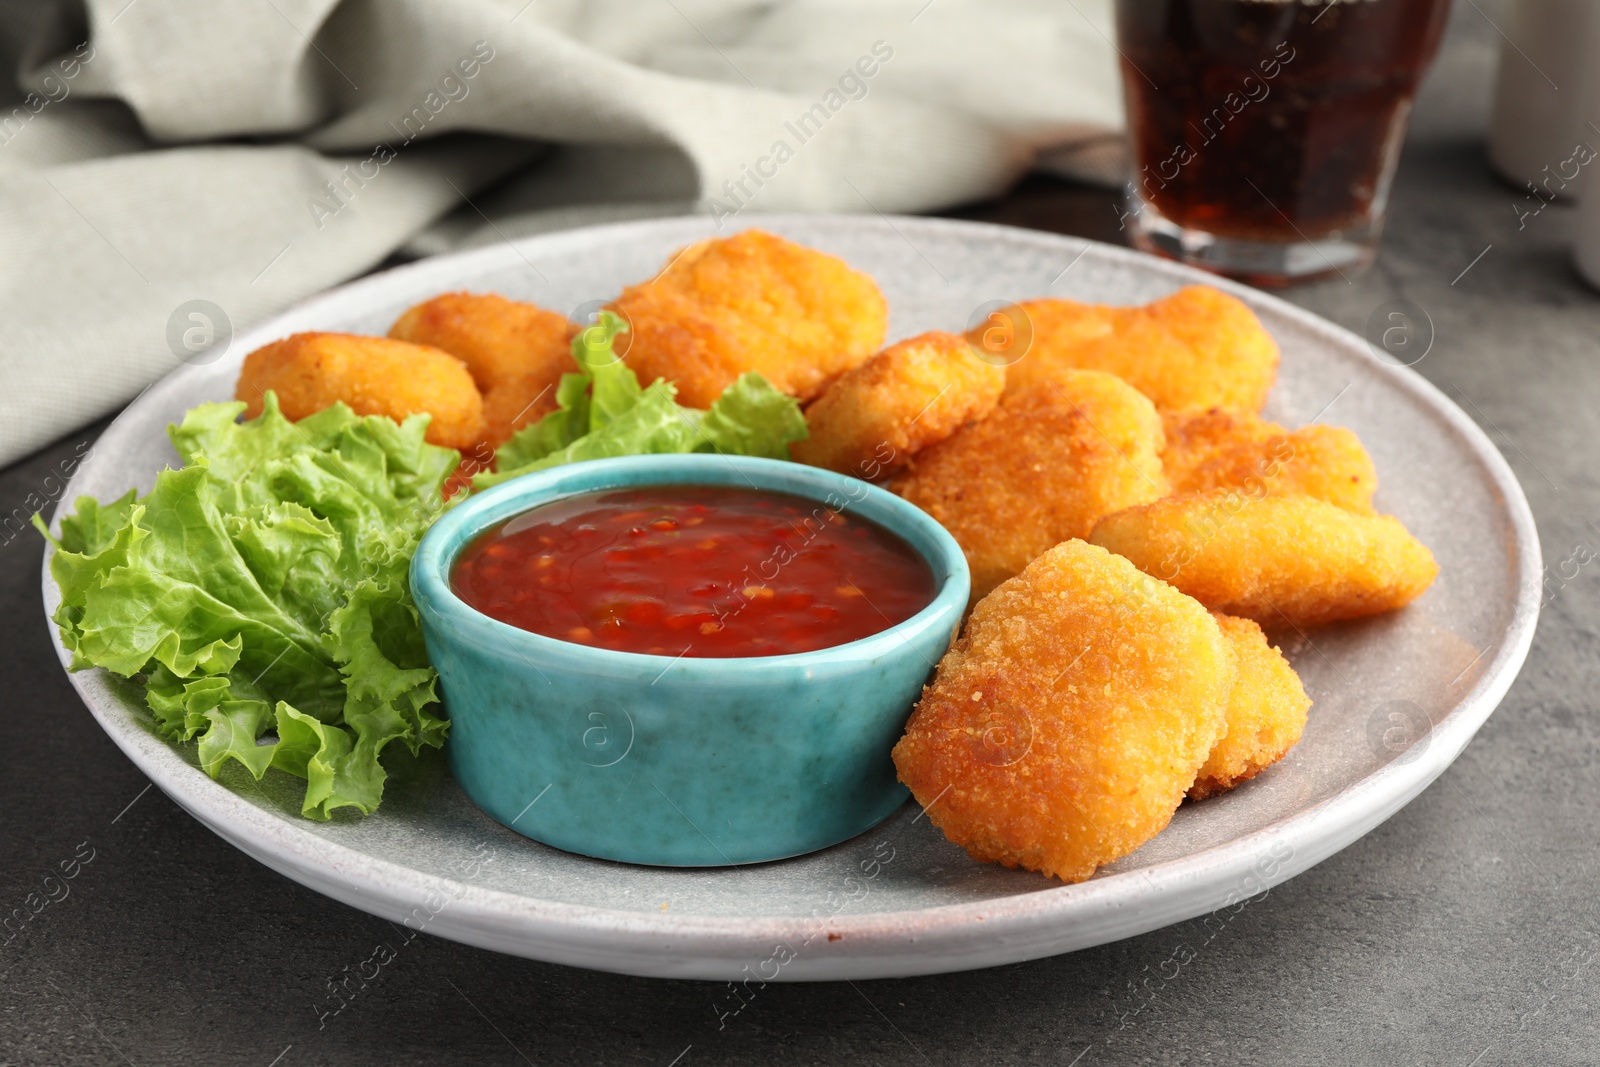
894 371 1168 600
236 332 485 450
480 373 569 449
988 286 1278 413
389 291 577 448
1189 614 1311 800
893 539 1235 883
607 229 888 408
388 291 575 392
790 331 1005 477
1089 492 1439 628
1163 409 1378 514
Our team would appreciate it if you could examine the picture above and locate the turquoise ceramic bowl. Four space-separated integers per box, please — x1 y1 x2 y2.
410 455 970 866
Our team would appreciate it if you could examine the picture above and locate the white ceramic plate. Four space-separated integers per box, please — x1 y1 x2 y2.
41 215 1540 981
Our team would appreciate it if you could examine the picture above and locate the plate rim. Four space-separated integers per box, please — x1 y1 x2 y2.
41 212 1542 980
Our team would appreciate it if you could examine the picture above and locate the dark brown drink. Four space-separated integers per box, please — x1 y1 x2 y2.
1115 0 1452 283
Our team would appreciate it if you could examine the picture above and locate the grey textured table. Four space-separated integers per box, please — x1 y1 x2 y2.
5 8 1596 1064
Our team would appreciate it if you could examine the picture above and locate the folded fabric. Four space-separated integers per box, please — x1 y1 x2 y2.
0 0 1122 467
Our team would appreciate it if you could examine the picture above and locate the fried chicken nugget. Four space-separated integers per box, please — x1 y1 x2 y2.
987 286 1279 413
894 372 1167 599
236 332 485 450
478 374 568 449
893 539 1235 883
1163 409 1378 514
789 331 1005 477
389 292 578 447
389 291 575 391
607 229 888 408
1190 614 1311 800
1089 492 1439 628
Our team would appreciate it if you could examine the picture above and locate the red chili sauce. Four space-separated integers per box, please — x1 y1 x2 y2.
450 485 936 658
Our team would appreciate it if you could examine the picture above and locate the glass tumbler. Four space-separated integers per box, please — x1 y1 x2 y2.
1114 0 1453 286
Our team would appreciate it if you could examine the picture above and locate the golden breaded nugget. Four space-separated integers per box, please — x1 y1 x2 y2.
987 286 1278 413
1163 409 1377 514
894 372 1168 599
480 373 568 449
607 229 888 407
1160 408 1275 486
236 332 484 450
1190 614 1311 800
790 331 1005 477
964 297 1112 370
388 291 575 392
1089 492 1439 627
389 292 577 448
893 539 1235 883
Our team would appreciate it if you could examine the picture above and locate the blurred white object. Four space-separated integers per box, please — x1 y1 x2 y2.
1488 0 1599 202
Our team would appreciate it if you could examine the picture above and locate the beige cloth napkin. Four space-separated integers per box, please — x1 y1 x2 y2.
0 0 1122 467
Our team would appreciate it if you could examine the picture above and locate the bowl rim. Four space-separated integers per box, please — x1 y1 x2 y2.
409 453 972 675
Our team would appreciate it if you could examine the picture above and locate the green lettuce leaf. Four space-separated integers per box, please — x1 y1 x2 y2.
477 311 808 489
38 394 454 820
695 372 811 460
492 370 594 472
